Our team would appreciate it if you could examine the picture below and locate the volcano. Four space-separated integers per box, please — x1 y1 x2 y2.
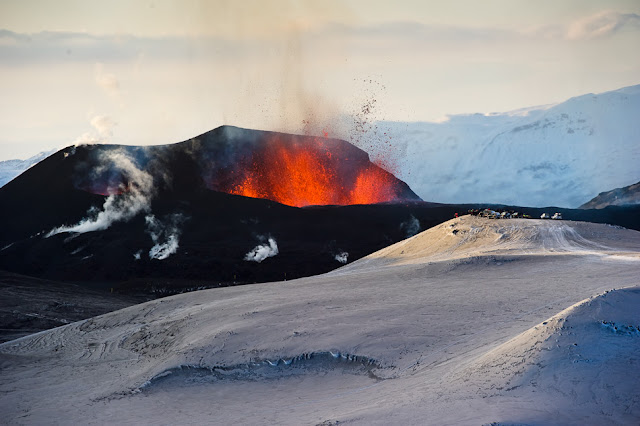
0 126 427 290
67 125 420 206
1 125 639 296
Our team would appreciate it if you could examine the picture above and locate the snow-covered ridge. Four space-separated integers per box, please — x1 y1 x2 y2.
336 215 640 274
453 286 640 425
0 150 55 187
384 84 640 208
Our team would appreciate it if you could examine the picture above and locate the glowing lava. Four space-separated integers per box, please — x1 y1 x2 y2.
219 136 405 207
74 127 420 207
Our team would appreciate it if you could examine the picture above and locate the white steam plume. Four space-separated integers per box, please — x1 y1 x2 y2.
146 213 185 260
47 150 154 236
244 237 279 263
72 114 117 146
149 235 179 260
90 115 116 138
334 251 348 264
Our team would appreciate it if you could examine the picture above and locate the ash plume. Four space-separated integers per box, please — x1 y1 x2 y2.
146 213 186 260
244 237 279 263
46 150 154 236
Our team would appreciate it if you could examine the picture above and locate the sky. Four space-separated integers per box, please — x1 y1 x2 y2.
1 0 639 160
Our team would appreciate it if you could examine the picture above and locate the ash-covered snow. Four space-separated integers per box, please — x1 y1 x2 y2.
384 84 640 208
1 217 639 425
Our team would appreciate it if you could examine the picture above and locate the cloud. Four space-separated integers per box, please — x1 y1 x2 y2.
95 63 121 98
567 11 640 40
244 237 279 263
2 12 639 70
0 30 240 65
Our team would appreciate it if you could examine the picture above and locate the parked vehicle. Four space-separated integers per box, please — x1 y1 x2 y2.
541 213 550 219
552 212 563 220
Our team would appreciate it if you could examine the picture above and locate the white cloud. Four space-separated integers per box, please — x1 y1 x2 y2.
567 11 640 40
95 63 121 98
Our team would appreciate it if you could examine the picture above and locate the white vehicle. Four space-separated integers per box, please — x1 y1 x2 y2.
552 212 563 220
541 213 550 219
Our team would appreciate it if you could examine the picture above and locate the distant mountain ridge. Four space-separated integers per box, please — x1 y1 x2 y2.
0 150 55 187
385 84 640 208
579 181 640 209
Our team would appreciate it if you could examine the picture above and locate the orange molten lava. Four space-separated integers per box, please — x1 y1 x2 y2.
225 137 402 207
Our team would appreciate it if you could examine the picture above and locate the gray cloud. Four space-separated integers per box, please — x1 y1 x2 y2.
0 29 242 65
2 13 639 68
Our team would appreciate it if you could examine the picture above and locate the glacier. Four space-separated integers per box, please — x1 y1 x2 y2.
383 84 640 208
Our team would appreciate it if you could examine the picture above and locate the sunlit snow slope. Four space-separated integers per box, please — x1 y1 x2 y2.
386 84 640 208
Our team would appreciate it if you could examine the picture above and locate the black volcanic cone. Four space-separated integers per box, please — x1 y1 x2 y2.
0 126 427 291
